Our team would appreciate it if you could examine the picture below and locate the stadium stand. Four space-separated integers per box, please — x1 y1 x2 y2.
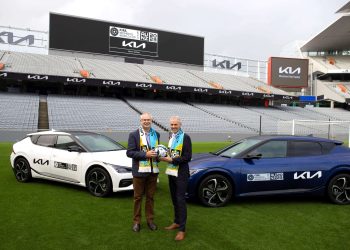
189 70 259 92
1 51 82 77
325 83 350 99
79 57 153 82
47 95 162 131
309 56 341 72
310 106 350 121
138 64 208 88
0 93 39 130
0 50 291 97
126 98 256 133
3 3 350 142
191 103 264 130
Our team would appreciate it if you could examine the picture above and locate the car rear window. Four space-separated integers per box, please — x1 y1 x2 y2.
30 135 40 144
288 141 322 157
36 135 56 147
320 142 336 154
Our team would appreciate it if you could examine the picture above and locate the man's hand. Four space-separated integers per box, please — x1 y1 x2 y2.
146 150 157 158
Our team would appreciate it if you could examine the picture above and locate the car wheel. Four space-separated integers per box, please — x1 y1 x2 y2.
198 174 233 207
13 157 32 182
327 174 350 205
86 167 112 197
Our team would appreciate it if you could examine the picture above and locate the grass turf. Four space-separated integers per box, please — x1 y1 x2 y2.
0 141 349 250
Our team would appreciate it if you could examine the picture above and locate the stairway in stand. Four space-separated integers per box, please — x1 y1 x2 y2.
38 95 49 130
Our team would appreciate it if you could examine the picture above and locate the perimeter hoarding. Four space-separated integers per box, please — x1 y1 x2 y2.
0 71 297 101
49 13 204 66
268 57 309 88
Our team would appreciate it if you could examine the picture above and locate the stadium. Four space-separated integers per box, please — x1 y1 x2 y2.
1 6 350 142
1 1 350 250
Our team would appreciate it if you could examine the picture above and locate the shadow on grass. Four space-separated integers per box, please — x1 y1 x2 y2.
235 194 328 205
30 178 134 199
187 194 329 208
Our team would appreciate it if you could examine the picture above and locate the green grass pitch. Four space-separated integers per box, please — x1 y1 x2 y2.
0 141 349 250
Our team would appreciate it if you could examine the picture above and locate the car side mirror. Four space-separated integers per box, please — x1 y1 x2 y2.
68 145 82 152
244 153 262 160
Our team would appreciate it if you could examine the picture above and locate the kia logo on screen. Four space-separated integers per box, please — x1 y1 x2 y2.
279 66 301 76
268 57 308 88
122 41 146 49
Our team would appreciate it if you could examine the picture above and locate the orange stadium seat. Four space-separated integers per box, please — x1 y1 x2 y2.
328 57 336 65
336 84 347 93
257 86 271 94
151 76 163 84
208 81 224 89
80 70 90 78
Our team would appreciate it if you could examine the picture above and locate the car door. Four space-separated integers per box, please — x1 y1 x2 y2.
50 135 83 183
30 134 55 176
287 141 329 190
239 140 293 195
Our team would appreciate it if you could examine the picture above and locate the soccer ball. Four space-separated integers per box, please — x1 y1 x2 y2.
154 144 169 157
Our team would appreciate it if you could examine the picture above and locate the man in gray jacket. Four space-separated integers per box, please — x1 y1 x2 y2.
126 113 159 232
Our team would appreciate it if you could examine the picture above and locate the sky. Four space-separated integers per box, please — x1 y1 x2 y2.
0 0 347 61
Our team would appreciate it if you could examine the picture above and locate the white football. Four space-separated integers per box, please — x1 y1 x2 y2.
155 144 169 157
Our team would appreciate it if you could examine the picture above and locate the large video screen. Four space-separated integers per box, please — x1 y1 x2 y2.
268 57 309 88
49 13 204 66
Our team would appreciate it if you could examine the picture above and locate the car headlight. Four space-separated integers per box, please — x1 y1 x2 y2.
189 168 205 176
104 163 132 173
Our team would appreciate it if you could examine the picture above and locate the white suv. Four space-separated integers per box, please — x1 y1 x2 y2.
10 131 133 197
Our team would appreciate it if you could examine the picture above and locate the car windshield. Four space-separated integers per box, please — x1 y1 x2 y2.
219 139 262 158
75 134 124 152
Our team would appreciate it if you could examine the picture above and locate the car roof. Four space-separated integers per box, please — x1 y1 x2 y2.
247 135 343 144
27 130 100 136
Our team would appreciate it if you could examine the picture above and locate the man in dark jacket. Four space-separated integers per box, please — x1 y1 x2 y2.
159 116 192 241
126 112 159 232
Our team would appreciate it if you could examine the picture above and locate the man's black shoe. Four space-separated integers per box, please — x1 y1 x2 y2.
132 223 140 232
147 222 158 231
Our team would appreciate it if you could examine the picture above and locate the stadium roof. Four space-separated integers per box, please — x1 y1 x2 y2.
336 1 350 13
300 16 350 52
